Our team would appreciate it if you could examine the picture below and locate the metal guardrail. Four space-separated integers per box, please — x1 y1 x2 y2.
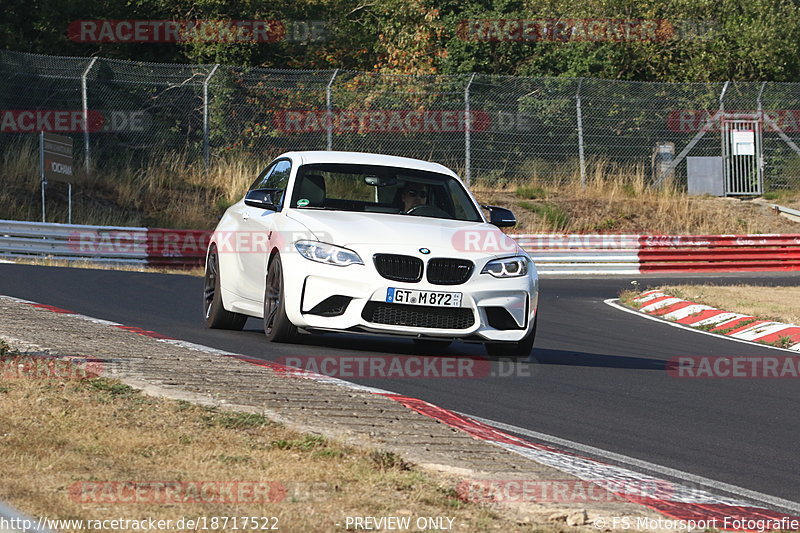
3 220 800 274
636 234 800 273
0 220 149 264
516 234 641 275
772 204 800 223
0 220 207 267
519 233 800 274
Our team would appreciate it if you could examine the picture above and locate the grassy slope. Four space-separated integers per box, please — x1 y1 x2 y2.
3 140 800 233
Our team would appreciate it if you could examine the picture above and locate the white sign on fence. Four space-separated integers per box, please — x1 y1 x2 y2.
732 130 755 156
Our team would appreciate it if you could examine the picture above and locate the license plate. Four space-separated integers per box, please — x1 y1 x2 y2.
386 288 462 307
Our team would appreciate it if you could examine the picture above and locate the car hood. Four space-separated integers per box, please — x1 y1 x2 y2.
285 209 523 257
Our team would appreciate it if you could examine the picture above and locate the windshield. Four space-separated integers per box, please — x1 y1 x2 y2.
288 163 483 222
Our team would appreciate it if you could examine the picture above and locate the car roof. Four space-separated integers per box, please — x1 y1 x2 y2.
281 151 458 177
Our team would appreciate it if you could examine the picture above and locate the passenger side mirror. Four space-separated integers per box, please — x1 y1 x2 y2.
482 205 517 228
245 188 280 210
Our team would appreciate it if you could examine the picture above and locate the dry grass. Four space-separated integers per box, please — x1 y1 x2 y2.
659 284 800 325
3 139 800 233
617 289 646 310
0 139 261 229
0 372 535 533
474 162 800 234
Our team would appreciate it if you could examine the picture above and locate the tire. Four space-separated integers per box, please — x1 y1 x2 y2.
412 339 453 352
484 317 537 359
203 246 247 330
263 253 298 343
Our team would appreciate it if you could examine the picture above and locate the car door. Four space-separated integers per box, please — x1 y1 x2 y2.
237 159 292 303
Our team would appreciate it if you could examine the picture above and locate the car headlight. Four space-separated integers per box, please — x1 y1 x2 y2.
295 240 363 267
481 256 529 278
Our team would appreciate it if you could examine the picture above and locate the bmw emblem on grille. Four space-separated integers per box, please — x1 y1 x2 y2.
419 248 431 254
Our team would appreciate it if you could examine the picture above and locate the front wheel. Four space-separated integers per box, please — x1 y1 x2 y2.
484 318 537 359
203 246 247 330
263 253 298 343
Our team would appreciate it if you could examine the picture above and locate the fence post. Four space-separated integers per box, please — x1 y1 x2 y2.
81 57 97 174
719 80 729 113
576 78 586 188
326 69 339 151
464 73 477 187
203 64 220 169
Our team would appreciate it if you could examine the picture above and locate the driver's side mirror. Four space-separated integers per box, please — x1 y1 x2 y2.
482 205 517 228
245 188 280 210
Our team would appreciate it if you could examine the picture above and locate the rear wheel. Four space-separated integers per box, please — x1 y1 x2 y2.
203 246 247 330
484 318 537 359
263 253 298 343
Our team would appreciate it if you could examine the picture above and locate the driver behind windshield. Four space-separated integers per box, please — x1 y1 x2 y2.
399 182 428 212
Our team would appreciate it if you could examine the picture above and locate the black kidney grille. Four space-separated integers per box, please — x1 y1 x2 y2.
373 254 423 282
362 302 474 330
426 258 474 285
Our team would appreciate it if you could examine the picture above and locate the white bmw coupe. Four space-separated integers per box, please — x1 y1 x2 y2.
204 151 538 357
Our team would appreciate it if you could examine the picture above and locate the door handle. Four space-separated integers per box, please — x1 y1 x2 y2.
242 212 250 220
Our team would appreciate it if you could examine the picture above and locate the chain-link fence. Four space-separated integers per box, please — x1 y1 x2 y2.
2 49 800 191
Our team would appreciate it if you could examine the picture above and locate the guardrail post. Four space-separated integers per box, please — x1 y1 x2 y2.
464 73 477 187
81 57 97 174
326 69 339 151
576 78 586 188
203 64 220 169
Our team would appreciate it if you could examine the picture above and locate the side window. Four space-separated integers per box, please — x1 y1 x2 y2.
249 160 292 208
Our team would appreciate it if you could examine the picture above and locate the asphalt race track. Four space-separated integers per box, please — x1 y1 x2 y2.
1 263 798 506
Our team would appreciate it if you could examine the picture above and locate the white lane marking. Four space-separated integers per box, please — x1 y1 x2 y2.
461 413 800 514
492 441 743 505
605 298 800 354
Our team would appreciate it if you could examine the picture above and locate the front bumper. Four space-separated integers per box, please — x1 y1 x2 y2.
280 247 538 342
